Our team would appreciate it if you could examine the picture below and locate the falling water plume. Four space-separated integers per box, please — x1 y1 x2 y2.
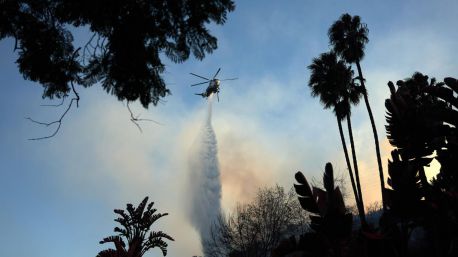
187 94 221 255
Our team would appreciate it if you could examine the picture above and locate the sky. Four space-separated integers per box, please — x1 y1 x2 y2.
1 1 458 256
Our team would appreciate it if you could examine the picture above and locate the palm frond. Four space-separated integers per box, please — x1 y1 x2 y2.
308 51 358 117
99 236 126 254
149 230 175 241
95 249 118 257
135 197 149 221
144 234 171 256
149 213 169 227
97 197 173 257
328 13 369 63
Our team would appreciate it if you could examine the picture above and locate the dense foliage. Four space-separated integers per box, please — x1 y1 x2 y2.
0 0 235 107
382 74 458 256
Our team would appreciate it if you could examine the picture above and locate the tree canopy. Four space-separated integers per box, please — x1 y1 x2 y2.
0 0 235 108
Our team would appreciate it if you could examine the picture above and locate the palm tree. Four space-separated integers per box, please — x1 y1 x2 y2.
329 13 386 211
96 197 174 257
341 93 367 221
308 51 366 225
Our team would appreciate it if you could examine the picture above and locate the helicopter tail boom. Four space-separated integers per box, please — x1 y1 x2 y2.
195 93 206 98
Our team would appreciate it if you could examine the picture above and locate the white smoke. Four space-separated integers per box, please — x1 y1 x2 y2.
187 94 222 255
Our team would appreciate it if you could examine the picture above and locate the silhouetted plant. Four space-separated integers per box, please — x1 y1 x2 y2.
386 150 426 219
272 163 352 257
295 163 352 239
329 13 386 210
96 197 174 257
384 73 458 256
425 77 458 192
385 73 458 198
308 51 367 226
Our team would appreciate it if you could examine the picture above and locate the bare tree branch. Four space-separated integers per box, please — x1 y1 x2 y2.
27 48 81 140
126 101 163 133
82 33 96 64
205 186 308 257
82 33 107 64
26 95 77 140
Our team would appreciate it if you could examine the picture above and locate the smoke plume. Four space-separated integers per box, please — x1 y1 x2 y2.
187 95 222 255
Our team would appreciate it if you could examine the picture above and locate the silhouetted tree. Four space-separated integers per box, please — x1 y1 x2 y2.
1 0 235 107
1 0 235 137
329 13 387 210
96 197 174 257
308 51 366 226
205 186 307 257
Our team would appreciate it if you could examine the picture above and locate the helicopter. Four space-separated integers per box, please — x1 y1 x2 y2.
190 68 237 101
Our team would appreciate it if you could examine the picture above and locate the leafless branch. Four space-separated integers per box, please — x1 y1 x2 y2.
82 33 107 64
127 101 163 133
27 48 81 140
82 33 97 64
26 96 77 140
71 80 80 107
310 168 349 201
205 186 307 257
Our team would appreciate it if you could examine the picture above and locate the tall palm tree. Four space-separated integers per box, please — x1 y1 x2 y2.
96 197 174 257
335 76 367 222
329 13 386 210
308 51 366 225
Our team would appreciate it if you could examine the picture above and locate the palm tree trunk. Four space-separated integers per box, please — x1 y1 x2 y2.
356 61 386 211
419 166 430 201
337 116 364 222
347 114 367 224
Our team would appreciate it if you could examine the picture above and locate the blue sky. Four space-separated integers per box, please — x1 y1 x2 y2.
1 1 458 256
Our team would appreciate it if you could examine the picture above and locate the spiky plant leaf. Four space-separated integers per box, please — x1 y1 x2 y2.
334 187 346 215
294 171 319 214
313 187 328 215
323 162 334 194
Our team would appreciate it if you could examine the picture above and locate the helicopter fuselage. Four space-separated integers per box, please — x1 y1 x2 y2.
205 79 220 96
190 68 237 101
197 79 220 98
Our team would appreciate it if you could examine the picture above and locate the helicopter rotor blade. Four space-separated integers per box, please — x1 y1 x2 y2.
213 68 221 79
190 81 209 87
220 78 238 82
190 73 210 80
